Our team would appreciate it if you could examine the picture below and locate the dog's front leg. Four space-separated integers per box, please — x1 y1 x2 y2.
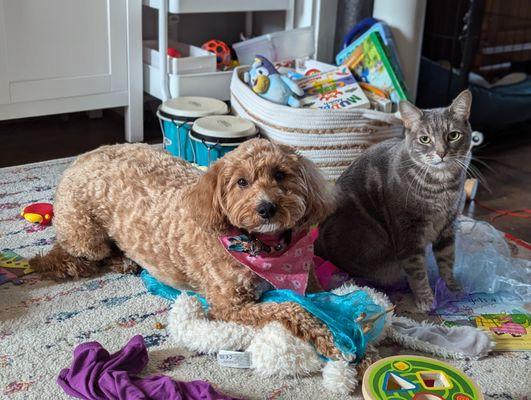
208 291 341 360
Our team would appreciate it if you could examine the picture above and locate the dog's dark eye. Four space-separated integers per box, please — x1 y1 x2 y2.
237 178 248 188
274 170 285 181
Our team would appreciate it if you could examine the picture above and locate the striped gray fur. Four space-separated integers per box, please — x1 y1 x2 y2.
316 90 473 311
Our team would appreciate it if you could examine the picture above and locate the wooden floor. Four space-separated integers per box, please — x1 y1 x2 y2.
0 110 161 166
467 128 531 242
1 110 529 241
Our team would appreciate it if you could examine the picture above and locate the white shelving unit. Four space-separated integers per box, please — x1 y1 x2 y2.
142 0 294 14
143 0 295 101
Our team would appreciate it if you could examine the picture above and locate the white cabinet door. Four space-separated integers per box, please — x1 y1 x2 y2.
0 2 9 105
0 0 127 104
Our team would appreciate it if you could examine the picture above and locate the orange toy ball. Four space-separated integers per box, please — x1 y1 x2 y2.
201 39 231 69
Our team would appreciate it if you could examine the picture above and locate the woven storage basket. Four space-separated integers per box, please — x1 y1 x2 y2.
230 67 405 181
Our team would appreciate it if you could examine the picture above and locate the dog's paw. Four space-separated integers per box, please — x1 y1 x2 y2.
106 256 141 275
314 334 342 360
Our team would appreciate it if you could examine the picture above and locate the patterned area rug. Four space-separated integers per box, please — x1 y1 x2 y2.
0 157 529 400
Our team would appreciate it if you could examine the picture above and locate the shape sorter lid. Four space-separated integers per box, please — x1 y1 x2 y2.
191 116 257 143
159 97 228 121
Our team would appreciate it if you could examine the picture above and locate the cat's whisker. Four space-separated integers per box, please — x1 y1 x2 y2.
471 156 496 175
466 163 490 190
453 158 491 193
399 159 419 169
419 164 431 198
405 162 427 204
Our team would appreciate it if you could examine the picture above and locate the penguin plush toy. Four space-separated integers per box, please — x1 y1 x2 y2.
244 55 304 108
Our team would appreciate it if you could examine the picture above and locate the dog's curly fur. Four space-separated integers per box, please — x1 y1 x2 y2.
30 139 341 358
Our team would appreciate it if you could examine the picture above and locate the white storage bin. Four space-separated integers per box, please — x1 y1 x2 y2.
233 27 315 65
144 63 233 100
143 40 216 75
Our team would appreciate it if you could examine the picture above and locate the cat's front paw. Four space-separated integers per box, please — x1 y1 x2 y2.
415 294 435 312
444 277 462 292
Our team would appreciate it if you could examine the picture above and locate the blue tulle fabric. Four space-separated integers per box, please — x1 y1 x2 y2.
260 289 384 359
140 270 385 359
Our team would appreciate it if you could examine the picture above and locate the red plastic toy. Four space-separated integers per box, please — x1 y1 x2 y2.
21 202 54 225
167 47 182 58
201 39 231 69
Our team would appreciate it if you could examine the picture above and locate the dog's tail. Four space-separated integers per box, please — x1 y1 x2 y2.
29 243 99 280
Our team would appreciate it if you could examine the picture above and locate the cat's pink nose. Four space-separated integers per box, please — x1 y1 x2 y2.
436 151 447 160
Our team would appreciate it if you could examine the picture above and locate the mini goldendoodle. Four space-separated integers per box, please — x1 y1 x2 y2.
30 139 342 358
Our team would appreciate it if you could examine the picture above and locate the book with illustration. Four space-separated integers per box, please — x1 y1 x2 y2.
0 250 33 285
434 292 531 351
342 31 408 106
295 66 370 110
336 21 404 82
474 313 531 351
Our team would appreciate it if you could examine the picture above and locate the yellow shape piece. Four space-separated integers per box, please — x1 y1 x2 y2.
24 213 43 223
393 361 409 371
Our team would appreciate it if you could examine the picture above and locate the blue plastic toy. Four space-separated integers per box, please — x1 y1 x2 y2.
243 55 304 107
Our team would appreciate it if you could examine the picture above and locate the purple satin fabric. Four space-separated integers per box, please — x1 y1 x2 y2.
58 335 239 400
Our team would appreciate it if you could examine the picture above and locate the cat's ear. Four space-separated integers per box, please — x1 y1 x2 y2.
449 89 472 120
399 100 423 130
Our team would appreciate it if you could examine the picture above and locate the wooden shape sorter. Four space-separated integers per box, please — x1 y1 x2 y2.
362 355 484 400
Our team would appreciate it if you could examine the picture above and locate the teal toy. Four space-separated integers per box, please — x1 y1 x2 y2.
243 55 304 107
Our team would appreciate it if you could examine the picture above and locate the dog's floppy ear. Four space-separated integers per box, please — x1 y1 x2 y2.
185 160 228 232
297 155 336 228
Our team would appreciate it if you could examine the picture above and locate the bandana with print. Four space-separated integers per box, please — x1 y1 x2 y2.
219 228 318 295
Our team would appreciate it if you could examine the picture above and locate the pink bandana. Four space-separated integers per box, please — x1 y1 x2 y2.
219 229 319 295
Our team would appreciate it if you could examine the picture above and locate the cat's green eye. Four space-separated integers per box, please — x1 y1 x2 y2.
419 136 431 144
447 131 461 141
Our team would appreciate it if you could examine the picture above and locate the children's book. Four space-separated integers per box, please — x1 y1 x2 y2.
295 66 370 110
342 31 408 105
434 292 531 351
336 21 404 82
0 250 33 285
474 313 531 351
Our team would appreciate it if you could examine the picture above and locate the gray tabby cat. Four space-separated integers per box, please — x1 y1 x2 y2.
316 90 473 311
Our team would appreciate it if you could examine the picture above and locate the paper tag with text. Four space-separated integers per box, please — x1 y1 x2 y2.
217 350 253 369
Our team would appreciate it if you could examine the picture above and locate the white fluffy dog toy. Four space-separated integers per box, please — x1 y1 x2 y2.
167 282 492 393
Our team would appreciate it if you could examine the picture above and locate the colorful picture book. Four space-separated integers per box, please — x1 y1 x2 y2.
0 250 33 285
474 313 530 351
434 292 530 351
336 21 404 82
342 31 408 105
295 66 370 110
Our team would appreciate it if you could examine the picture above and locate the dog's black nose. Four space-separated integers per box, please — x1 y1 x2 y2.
256 201 277 219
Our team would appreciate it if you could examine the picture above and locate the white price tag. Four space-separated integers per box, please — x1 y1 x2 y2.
217 350 252 369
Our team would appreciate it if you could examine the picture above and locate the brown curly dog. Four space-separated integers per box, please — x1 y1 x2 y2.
30 139 342 359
